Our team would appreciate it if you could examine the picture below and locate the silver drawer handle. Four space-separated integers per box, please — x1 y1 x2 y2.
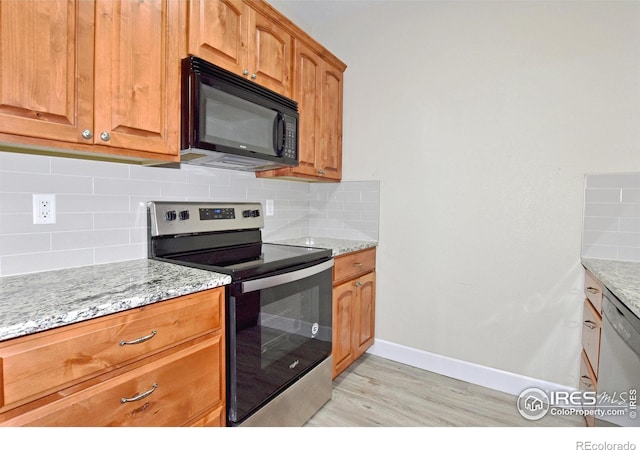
583 320 598 330
120 330 157 346
317 169 326 175
585 287 599 295
353 262 363 267
354 281 363 287
121 383 158 404
580 375 593 388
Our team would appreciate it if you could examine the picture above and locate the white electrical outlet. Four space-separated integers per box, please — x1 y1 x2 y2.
33 194 56 224
266 199 274 216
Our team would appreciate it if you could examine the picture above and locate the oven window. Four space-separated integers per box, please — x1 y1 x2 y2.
260 286 323 369
228 266 332 424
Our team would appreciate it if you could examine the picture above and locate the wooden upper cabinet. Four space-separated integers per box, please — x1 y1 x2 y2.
319 64 343 180
187 0 291 96
249 10 291 96
290 41 322 177
187 0 248 75
0 0 94 144
93 0 181 156
0 0 180 162
257 38 345 182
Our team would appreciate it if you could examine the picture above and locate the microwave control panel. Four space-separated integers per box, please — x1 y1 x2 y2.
283 116 297 160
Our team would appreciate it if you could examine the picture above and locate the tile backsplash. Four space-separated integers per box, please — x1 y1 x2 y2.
582 172 640 262
0 152 379 276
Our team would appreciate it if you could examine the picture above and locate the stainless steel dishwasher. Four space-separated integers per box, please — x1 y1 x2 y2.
595 287 640 427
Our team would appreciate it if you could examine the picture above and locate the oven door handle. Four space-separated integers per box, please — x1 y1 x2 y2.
241 259 334 293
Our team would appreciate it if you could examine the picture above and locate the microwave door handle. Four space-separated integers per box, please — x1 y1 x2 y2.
274 112 285 156
241 260 334 293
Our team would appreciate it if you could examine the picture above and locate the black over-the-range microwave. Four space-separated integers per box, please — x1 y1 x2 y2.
180 56 299 171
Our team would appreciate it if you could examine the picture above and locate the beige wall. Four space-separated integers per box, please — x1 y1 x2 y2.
272 0 640 386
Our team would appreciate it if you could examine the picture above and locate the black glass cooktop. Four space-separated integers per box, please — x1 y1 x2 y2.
160 243 332 281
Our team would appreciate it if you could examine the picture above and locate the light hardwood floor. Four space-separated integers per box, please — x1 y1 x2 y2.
305 354 585 427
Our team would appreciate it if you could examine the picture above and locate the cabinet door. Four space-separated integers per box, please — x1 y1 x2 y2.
0 0 94 144
332 282 355 378
187 0 249 75
248 10 292 96
290 39 322 177
93 0 180 156
353 272 376 358
318 63 343 180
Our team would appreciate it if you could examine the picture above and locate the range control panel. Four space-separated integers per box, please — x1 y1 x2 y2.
148 201 264 237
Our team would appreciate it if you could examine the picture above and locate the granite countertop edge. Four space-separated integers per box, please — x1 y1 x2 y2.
581 257 640 319
0 259 231 343
269 236 378 256
0 238 376 343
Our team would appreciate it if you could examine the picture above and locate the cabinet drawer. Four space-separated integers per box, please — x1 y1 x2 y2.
333 248 376 284
581 298 601 377
1 334 224 426
0 288 223 412
579 350 597 427
584 270 604 313
186 405 225 427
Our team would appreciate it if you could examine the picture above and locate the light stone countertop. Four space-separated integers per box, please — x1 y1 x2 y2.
581 258 640 319
271 236 378 257
0 239 375 344
0 259 231 343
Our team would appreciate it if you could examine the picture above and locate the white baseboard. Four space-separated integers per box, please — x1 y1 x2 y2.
367 339 575 397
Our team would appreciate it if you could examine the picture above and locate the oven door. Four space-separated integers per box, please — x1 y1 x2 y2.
227 259 333 426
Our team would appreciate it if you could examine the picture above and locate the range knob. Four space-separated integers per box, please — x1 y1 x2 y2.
179 210 190 220
165 210 177 221
242 209 260 218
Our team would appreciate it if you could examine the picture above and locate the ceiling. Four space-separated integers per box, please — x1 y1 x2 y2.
269 0 377 33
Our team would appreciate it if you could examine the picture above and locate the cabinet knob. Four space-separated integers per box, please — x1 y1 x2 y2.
243 69 249 76
354 281 363 287
583 320 597 330
251 73 257 79
81 129 93 139
100 131 111 142
317 169 326 175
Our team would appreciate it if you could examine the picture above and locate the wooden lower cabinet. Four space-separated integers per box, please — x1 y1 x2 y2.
579 268 603 427
579 350 598 427
332 248 376 378
0 288 225 427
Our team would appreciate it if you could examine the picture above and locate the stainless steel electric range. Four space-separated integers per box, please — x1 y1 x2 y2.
147 201 333 427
